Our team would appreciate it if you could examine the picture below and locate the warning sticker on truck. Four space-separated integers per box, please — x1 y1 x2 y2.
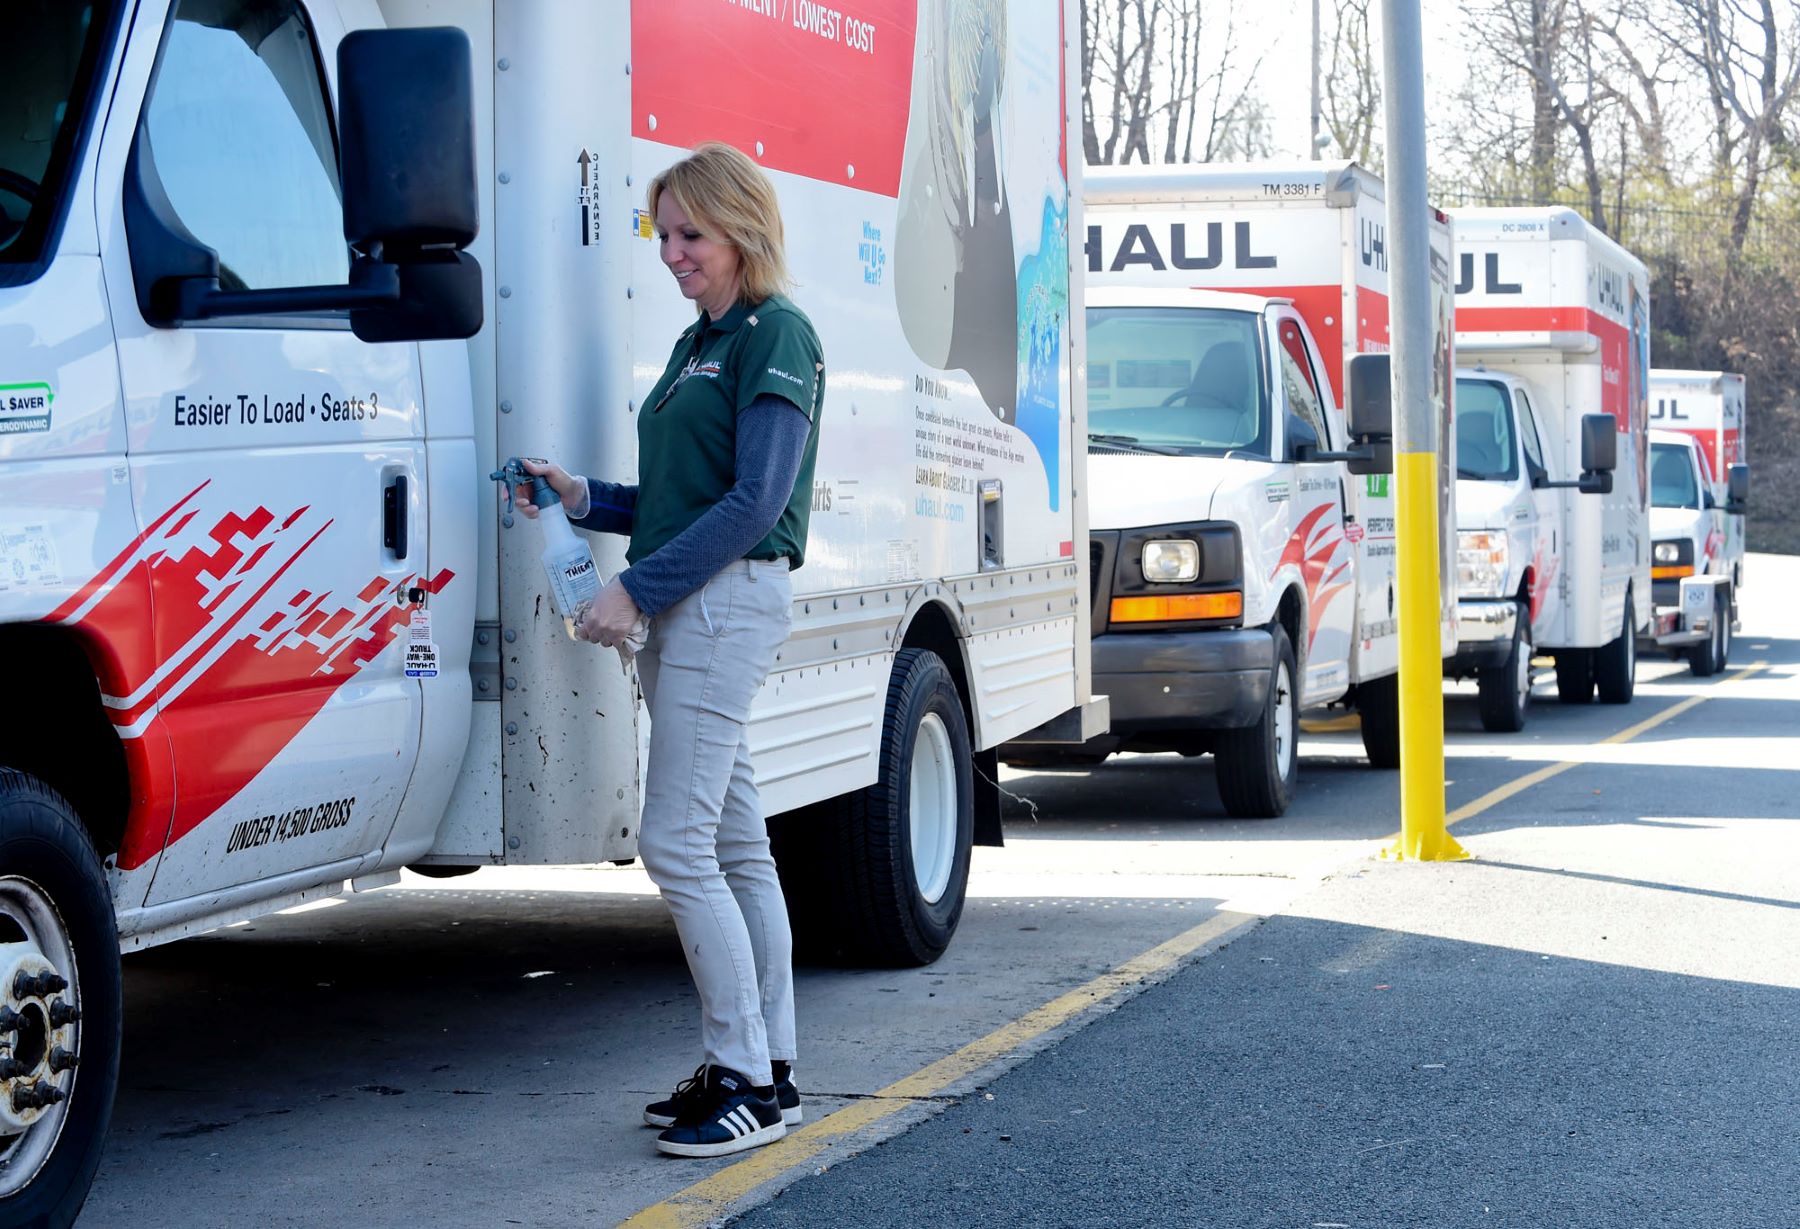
0 382 53 434
0 524 59 591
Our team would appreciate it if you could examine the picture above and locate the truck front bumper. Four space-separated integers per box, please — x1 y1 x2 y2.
1089 627 1273 733
1448 598 1518 673
1642 575 1726 648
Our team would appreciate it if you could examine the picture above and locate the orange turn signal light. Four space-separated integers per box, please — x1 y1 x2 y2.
1110 591 1243 623
1651 565 1695 579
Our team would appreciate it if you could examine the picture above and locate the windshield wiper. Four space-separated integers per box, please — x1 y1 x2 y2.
1088 432 1182 455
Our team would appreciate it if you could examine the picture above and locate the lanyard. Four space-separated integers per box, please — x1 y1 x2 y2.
654 330 708 413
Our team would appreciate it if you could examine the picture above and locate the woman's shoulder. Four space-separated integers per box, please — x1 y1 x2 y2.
747 294 814 331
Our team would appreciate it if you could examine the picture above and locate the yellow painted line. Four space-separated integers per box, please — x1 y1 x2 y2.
1301 714 1362 733
1385 659 1768 845
622 908 1257 1228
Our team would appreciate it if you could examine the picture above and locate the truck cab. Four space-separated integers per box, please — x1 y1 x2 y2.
1028 285 1388 818
1448 368 1564 730
1645 429 1737 675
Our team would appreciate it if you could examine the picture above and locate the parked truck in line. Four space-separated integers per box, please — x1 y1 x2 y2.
0 0 1099 1219
1643 370 1749 675
1005 162 1454 818
1447 207 1646 719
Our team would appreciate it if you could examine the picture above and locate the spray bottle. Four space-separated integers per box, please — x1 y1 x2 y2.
490 457 602 640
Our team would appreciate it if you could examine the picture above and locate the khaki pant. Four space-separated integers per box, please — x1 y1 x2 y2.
635 558 795 1085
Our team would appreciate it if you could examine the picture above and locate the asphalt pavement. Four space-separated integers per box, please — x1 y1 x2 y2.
730 555 1800 1228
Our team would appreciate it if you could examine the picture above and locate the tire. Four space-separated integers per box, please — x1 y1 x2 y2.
1357 673 1401 769
1478 601 1532 733
1215 625 1298 818
1689 588 1729 677
773 649 973 967
405 863 479 879
0 770 121 1229
1594 590 1637 704
1554 649 1595 704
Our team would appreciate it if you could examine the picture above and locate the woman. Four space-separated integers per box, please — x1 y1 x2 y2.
517 142 825 1159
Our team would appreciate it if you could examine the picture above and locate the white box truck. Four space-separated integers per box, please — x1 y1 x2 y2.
1448 207 1647 716
1008 162 1453 817
0 1 1098 1217
1645 369 1749 674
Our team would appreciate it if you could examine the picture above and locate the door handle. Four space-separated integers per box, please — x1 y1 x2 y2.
383 474 409 560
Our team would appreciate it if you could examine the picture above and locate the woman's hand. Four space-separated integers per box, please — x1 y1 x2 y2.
576 576 643 648
516 458 588 519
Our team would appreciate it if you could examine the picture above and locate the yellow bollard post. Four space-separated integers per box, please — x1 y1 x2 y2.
1389 451 1467 861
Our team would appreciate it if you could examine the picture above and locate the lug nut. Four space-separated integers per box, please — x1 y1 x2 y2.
11 1081 63 1112
0 1059 24 1081
48 1048 76 1074
0 1007 18 1032
13 971 67 1000
47 1000 79 1028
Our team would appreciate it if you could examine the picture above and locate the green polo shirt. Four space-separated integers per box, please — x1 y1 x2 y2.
628 294 825 569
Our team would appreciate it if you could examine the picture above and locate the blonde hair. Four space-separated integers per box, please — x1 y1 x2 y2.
648 142 792 306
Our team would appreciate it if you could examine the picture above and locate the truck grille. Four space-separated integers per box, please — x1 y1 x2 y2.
1088 532 1118 636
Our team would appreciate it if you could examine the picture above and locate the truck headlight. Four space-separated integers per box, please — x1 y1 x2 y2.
1141 539 1200 583
1653 541 1680 564
1456 530 1509 599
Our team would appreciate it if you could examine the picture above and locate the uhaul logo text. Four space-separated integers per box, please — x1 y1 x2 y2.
1360 220 1387 272
1455 252 1522 295
1650 397 1691 422
1087 221 1276 273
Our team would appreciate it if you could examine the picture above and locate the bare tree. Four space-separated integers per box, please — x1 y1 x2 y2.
1081 0 1271 165
1646 0 1800 254
1323 0 1381 167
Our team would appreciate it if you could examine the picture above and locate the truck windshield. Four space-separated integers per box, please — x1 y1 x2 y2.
3 3 121 273
1085 306 1269 457
1650 442 1701 508
1453 378 1520 482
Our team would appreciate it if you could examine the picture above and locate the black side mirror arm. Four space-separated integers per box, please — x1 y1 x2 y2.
171 252 402 322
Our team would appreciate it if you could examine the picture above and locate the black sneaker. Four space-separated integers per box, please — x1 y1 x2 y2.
643 1064 709 1129
654 1066 786 1158
771 1061 803 1126
646 1063 803 1128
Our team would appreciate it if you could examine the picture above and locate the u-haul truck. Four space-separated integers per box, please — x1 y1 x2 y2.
1449 207 1647 716
1008 162 1452 818
0 1 1098 1219
1642 369 1749 675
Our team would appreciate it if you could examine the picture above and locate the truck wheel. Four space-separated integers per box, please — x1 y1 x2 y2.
1215 625 1297 818
1478 601 1532 733
1594 591 1637 704
1356 674 1401 769
1554 649 1595 704
1689 589 1729 678
777 649 973 967
0 770 121 1229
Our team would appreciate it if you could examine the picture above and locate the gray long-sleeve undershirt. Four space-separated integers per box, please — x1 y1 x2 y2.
570 392 811 617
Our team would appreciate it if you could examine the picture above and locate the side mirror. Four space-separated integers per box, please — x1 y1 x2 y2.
1726 462 1750 513
1343 353 1394 475
1346 353 1394 442
1579 413 1617 474
337 28 483 342
124 28 482 341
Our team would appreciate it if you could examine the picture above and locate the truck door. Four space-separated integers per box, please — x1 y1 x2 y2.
96 0 431 904
1271 310 1354 702
1514 386 1563 639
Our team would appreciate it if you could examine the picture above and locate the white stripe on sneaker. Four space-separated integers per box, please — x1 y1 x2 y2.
725 1106 755 1137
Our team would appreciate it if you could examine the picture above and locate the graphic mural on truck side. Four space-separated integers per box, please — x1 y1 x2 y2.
46 481 452 872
